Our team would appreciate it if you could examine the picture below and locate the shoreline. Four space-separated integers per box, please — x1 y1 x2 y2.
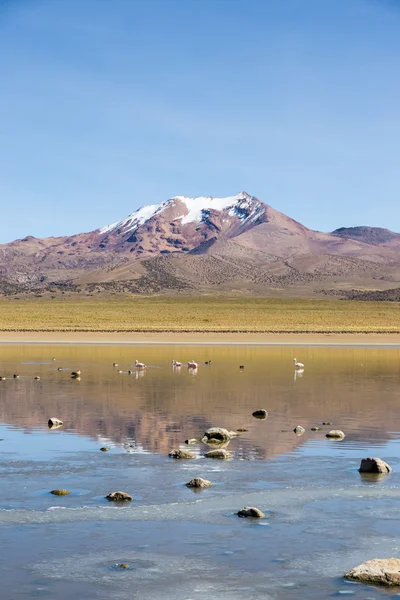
0 331 399 346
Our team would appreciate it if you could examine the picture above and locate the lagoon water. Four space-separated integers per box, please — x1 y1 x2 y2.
1 344 400 599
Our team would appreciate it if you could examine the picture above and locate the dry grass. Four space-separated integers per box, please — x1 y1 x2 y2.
0 296 398 333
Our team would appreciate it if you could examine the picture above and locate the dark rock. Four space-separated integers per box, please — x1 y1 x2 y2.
252 409 268 419
237 506 265 518
358 457 392 474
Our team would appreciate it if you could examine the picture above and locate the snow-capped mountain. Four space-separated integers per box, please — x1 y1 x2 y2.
95 192 268 256
0 191 399 294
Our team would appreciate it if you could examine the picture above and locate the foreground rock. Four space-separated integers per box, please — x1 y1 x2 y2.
106 491 132 502
169 449 196 459
293 425 305 435
48 417 63 428
326 430 345 439
204 449 232 459
252 409 268 419
50 489 70 496
201 427 231 444
359 457 392 474
185 477 212 488
345 558 400 585
237 506 265 518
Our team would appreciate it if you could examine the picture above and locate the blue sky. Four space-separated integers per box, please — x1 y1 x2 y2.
0 0 399 243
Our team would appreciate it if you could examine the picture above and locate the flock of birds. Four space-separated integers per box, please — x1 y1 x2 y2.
0 357 305 381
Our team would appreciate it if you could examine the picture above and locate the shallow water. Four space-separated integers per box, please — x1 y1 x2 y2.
1 344 400 599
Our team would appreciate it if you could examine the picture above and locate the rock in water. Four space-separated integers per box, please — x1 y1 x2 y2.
237 506 265 518
48 417 63 428
106 491 133 502
50 489 71 496
326 430 345 439
252 409 268 419
359 457 392 473
345 558 400 585
201 427 231 444
100 447 110 452
185 477 212 488
204 449 232 459
293 425 305 435
168 449 196 459
311 426 320 431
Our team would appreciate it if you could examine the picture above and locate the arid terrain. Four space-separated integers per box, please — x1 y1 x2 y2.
1 192 400 299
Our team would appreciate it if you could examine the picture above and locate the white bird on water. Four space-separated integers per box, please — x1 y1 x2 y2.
293 358 305 369
172 360 182 368
187 360 198 369
135 360 146 369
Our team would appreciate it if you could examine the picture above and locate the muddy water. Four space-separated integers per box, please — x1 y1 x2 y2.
1 344 400 599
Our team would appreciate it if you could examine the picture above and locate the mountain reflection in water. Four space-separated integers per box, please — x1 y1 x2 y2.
0 344 399 458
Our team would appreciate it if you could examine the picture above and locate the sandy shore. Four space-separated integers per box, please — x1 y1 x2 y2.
0 331 399 346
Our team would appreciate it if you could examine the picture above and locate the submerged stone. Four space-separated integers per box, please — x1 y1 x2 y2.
169 449 196 459
106 491 132 502
185 477 212 488
204 449 232 459
50 489 71 496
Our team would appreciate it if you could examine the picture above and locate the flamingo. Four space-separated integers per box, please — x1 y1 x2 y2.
172 360 182 368
293 358 305 369
187 360 198 369
135 360 146 369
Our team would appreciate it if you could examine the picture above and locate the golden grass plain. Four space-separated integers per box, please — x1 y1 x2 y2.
0 296 398 333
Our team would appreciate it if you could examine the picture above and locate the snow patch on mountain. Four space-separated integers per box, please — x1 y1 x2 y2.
98 192 262 235
173 193 253 225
